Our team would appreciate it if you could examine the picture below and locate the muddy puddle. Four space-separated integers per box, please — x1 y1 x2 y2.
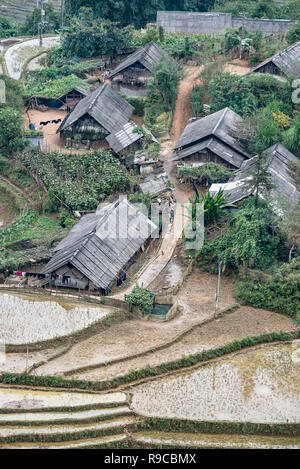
131 342 300 423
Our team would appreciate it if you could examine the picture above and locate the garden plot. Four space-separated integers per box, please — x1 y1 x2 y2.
0 293 111 345
131 342 300 424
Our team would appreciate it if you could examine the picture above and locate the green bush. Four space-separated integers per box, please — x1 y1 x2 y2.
190 85 203 116
125 285 156 315
235 258 300 320
178 163 231 186
286 21 300 45
125 96 146 117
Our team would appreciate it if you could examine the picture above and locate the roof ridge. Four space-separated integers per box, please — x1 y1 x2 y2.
212 108 229 135
88 84 106 111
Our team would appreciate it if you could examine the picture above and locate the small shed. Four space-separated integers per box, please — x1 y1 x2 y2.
57 84 134 139
139 174 170 197
251 41 300 78
41 198 157 292
171 108 249 169
106 121 158 159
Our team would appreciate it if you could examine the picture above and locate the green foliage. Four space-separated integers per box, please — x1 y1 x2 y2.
60 10 134 58
178 163 231 186
197 200 286 271
208 72 257 116
221 28 241 54
125 285 156 315
124 96 146 117
24 74 89 99
243 153 275 206
21 2 60 36
202 188 231 225
144 57 179 134
0 107 23 155
190 85 203 116
18 150 131 211
235 258 300 320
286 21 300 45
214 0 300 20
0 16 21 38
0 75 24 112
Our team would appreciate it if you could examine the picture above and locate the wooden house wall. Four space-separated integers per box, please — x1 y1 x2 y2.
254 62 281 76
120 63 152 86
181 150 237 169
64 114 109 137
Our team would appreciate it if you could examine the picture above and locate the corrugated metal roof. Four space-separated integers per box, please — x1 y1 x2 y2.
57 84 134 134
139 175 169 196
110 42 167 78
41 198 157 289
251 41 300 77
106 121 142 153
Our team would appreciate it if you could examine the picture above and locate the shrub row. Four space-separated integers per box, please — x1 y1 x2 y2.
1 330 299 392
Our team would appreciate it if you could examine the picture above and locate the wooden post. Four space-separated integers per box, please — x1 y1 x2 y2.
215 261 222 319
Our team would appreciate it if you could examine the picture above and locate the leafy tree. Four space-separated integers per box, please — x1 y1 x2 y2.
197 199 285 272
208 72 257 116
244 153 275 206
250 0 277 19
22 2 60 36
283 118 300 157
221 28 241 54
277 197 300 263
0 108 23 156
190 85 203 116
0 75 24 112
286 21 300 45
178 162 231 186
60 10 134 57
151 56 180 112
125 285 156 315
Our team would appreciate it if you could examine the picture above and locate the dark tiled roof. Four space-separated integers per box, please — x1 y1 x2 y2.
251 41 300 77
41 199 157 288
57 84 134 134
110 42 167 78
172 108 249 168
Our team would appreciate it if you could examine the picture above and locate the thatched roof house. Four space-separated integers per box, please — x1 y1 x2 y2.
210 143 300 207
171 108 249 169
251 41 300 78
41 198 157 291
57 84 134 137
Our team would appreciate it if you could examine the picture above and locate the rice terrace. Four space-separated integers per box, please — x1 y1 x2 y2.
0 0 300 455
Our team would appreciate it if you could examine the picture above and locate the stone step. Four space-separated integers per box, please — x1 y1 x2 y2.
0 416 135 443
133 431 300 450
0 406 132 426
0 433 128 449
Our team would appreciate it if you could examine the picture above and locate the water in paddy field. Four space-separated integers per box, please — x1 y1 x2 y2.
131 342 300 424
0 388 127 410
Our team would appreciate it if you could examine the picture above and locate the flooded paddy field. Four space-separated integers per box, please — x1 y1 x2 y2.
131 342 300 424
0 387 126 410
0 292 113 345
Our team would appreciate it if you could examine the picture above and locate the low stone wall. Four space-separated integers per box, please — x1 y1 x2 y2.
172 259 194 295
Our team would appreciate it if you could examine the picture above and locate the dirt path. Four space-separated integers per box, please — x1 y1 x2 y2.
0 175 34 205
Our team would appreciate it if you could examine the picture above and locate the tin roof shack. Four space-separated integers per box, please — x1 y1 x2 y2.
57 84 134 145
110 42 169 97
171 108 249 170
210 143 300 209
41 198 157 292
139 174 171 198
251 41 300 78
26 75 90 110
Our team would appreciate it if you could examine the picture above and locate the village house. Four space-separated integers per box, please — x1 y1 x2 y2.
171 108 249 170
41 198 157 293
57 83 134 145
110 42 170 96
250 41 300 78
26 76 90 110
210 143 300 209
